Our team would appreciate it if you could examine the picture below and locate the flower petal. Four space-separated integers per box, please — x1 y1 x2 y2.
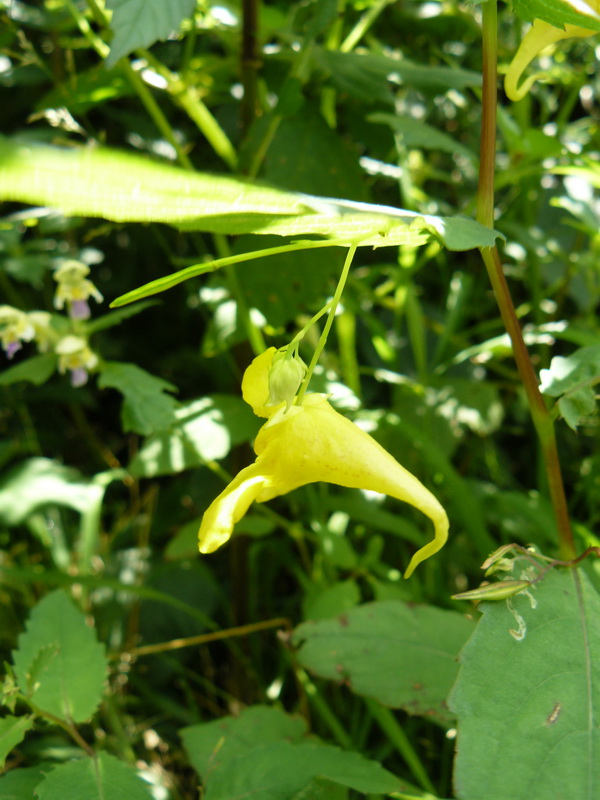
505 19 595 101
253 395 448 577
242 347 280 418
198 465 270 553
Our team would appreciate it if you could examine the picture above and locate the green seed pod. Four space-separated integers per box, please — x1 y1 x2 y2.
267 350 307 411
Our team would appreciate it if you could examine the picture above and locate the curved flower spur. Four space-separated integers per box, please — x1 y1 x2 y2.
505 5 600 101
198 347 449 578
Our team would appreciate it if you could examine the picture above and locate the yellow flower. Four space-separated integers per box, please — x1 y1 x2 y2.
505 10 599 101
198 348 449 578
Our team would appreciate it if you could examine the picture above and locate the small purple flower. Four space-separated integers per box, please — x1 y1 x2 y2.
5 340 22 360
70 368 89 387
70 299 91 320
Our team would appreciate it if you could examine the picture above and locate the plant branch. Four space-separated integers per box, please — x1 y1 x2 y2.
477 1 575 560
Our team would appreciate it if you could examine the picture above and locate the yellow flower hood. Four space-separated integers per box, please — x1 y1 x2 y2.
505 13 598 101
198 348 449 578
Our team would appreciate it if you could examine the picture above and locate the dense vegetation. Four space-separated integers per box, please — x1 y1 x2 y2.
1 1 599 798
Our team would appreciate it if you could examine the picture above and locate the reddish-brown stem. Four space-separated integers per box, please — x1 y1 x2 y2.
477 1 575 561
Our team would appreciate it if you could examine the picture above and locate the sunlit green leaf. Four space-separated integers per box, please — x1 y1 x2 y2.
512 0 600 30
12 591 107 723
540 345 600 429
0 459 107 525
129 395 258 477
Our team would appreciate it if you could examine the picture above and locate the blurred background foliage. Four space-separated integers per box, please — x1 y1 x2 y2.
1 0 600 798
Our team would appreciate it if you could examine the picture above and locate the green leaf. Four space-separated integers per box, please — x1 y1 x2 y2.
0 353 57 386
36 66 134 115
449 568 600 800
35 752 152 800
0 138 309 224
512 0 600 31
11 591 107 723
181 706 308 776
302 580 361 622
261 111 368 201
86 300 157 334
0 139 500 256
0 715 34 769
315 50 481 101
0 766 47 798
181 706 400 799
293 601 475 726
0 458 107 525
202 742 400 799
539 345 600 429
105 0 196 67
129 394 258 477
98 362 179 436
369 113 477 162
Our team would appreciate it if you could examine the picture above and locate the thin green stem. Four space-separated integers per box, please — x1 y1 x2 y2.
296 245 357 403
69 0 109 58
364 699 436 795
139 49 238 171
121 61 194 171
212 234 266 355
340 0 391 52
296 669 354 749
477 1 575 560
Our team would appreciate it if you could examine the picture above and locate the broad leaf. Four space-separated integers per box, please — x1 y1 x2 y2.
0 715 34 769
0 139 501 257
35 752 152 799
12 591 107 723
293 600 475 726
512 0 600 31
0 766 47 798
0 353 57 386
105 0 196 67
181 706 308 776
0 458 107 525
0 138 309 224
539 345 600 429
129 394 257 477
315 50 482 100
181 706 400 800
98 361 179 435
369 113 477 161
449 567 600 800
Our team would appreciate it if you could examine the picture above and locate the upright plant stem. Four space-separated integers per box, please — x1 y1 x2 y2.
296 245 357 402
477 1 575 560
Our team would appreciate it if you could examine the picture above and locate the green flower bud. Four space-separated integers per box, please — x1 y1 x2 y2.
267 349 307 411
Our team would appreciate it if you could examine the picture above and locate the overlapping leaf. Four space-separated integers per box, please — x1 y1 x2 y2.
293 601 474 726
450 567 600 800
